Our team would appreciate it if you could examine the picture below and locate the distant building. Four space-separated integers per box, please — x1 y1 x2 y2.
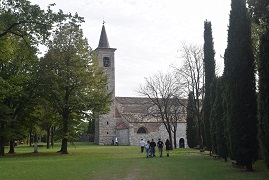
94 24 188 148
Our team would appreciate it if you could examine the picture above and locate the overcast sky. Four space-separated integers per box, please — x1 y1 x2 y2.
30 0 231 97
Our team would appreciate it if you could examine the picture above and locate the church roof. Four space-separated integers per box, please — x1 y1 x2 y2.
115 97 150 103
115 97 152 114
97 24 110 48
115 122 128 130
114 97 187 123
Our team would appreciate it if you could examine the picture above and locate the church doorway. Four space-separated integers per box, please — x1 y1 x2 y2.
179 138 185 148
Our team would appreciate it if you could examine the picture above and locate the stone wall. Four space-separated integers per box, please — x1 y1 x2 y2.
95 107 117 145
116 129 129 145
176 123 188 148
128 122 187 148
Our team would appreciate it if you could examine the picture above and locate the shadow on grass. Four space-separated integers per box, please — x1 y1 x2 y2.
3 151 68 158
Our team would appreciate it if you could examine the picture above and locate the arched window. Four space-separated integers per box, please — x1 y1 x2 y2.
103 57 110 67
137 127 147 134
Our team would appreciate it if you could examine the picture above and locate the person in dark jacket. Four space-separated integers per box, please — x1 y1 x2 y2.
165 139 171 157
157 138 164 157
149 139 156 157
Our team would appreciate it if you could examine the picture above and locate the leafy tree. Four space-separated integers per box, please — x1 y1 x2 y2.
186 92 198 148
36 23 111 154
203 20 216 151
223 0 258 171
248 0 269 30
0 0 83 156
87 118 95 142
257 33 269 169
248 0 269 169
88 119 95 135
0 34 38 156
248 0 268 61
36 99 60 149
74 121 89 140
0 0 84 43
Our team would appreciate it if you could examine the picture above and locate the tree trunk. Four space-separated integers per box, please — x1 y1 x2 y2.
61 137 68 154
57 139 64 152
26 134 29 145
173 129 177 149
61 109 69 154
0 120 5 156
46 125 51 149
29 130 33 147
0 138 4 156
33 143 38 153
168 131 173 150
51 126 55 148
8 140 15 154
33 133 38 153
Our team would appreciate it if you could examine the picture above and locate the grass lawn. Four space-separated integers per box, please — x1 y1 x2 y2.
0 142 268 180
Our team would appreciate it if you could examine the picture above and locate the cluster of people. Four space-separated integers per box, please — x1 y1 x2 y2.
139 138 171 158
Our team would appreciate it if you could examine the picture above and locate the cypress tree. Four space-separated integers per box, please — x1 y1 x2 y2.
209 79 217 154
212 77 228 161
186 92 198 148
248 0 269 169
203 20 216 150
257 32 269 169
223 0 258 171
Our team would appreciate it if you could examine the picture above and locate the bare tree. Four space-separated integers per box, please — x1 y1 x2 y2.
174 42 205 148
169 97 187 148
137 71 186 149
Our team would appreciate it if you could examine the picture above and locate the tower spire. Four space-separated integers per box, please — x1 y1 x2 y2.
98 23 110 48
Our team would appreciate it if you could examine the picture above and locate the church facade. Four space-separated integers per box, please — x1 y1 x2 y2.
94 24 188 148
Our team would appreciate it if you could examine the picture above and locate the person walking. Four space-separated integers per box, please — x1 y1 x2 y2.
139 139 145 153
165 139 171 157
150 139 156 157
157 138 164 157
145 140 150 157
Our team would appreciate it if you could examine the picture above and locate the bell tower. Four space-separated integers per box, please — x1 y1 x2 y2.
94 23 117 145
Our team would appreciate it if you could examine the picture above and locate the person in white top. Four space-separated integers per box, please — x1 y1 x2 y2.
139 139 145 153
115 137 118 146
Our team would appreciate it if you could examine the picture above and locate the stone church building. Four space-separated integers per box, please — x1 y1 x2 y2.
94 24 188 148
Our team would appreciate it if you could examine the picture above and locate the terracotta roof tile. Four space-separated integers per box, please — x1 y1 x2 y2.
115 123 128 130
